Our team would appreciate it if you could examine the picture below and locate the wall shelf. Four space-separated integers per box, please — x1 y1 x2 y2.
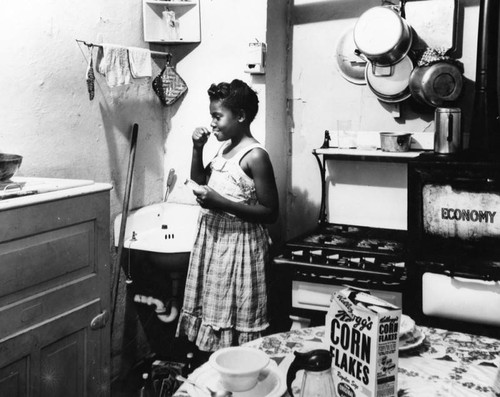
143 0 201 44
313 148 427 163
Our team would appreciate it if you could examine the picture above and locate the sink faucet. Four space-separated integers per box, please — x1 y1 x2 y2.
164 168 175 202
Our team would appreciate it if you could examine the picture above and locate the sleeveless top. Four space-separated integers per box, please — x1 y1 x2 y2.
206 142 265 208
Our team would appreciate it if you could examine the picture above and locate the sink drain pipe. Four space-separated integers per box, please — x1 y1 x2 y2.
134 295 179 323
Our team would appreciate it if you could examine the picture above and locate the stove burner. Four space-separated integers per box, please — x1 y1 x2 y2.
287 223 406 256
274 222 407 285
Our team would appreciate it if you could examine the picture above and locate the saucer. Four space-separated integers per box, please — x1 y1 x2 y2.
189 359 286 397
399 328 426 351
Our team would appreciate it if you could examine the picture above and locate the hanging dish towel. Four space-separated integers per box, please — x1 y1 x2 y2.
96 44 131 87
128 47 152 78
152 62 188 106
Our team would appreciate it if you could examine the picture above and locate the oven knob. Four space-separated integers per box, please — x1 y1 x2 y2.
326 253 339 264
291 249 304 260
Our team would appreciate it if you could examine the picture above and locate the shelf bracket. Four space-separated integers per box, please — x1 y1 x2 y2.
312 149 328 225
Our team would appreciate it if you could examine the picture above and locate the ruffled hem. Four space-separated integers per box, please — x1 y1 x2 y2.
176 311 269 352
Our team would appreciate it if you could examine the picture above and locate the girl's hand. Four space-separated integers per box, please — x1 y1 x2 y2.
192 185 223 209
192 127 211 149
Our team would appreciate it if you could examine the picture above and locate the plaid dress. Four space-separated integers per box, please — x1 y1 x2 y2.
176 143 271 352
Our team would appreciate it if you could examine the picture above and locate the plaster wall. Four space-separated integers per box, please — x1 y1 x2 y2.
286 0 482 237
0 0 281 379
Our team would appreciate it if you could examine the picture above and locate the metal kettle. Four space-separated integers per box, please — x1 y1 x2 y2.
286 349 336 397
434 107 462 154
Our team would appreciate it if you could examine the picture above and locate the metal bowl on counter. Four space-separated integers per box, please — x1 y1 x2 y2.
0 153 23 181
380 132 412 152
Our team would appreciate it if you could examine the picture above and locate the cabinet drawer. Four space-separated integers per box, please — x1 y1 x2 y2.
0 191 107 242
0 221 95 300
0 192 109 305
0 274 98 340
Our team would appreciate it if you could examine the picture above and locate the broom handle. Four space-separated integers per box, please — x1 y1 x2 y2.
111 123 139 329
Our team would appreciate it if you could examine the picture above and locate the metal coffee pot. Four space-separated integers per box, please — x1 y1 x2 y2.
434 107 462 154
286 349 336 397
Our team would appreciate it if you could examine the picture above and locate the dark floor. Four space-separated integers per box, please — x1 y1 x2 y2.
111 349 212 397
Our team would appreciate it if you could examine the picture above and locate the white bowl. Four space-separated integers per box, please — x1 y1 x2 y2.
209 346 270 392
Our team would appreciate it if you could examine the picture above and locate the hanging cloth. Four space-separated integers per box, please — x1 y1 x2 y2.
96 44 131 87
128 47 152 78
152 56 188 106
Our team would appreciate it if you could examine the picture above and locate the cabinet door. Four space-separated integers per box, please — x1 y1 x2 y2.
0 300 109 397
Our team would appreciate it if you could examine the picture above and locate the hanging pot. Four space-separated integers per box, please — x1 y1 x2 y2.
408 62 463 107
365 55 414 103
354 6 413 68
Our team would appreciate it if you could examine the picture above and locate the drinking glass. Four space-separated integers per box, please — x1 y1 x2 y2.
337 120 357 148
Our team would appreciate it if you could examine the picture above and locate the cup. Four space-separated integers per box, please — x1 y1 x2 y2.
209 346 270 392
337 120 357 148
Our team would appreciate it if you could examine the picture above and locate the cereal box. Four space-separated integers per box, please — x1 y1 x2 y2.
324 287 401 397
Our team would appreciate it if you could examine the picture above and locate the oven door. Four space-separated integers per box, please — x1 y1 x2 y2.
409 157 500 260
407 259 500 337
289 270 405 328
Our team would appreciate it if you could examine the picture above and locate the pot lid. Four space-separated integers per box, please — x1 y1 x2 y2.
335 27 367 85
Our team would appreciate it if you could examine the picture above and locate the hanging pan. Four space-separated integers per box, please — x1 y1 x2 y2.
335 27 367 85
354 6 413 69
409 61 463 107
365 55 414 103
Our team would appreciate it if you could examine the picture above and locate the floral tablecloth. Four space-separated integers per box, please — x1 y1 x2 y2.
174 325 500 397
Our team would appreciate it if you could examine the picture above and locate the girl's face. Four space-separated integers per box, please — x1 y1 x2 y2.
209 99 241 141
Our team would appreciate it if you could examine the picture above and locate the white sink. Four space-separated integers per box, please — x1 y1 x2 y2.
114 202 200 254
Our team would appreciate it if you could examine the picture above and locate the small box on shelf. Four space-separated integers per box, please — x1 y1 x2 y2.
142 0 201 44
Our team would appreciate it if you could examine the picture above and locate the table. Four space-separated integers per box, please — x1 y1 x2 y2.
173 325 500 397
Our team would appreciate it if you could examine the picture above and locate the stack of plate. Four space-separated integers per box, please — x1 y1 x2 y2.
399 314 425 350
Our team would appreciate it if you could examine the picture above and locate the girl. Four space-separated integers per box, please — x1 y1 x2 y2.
176 79 279 352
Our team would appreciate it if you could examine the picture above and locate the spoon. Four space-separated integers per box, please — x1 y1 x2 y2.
176 375 233 397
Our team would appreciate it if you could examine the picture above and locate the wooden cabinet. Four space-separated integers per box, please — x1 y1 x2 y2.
142 0 201 43
0 187 111 397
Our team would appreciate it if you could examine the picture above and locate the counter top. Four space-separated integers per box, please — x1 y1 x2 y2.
0 177 112 210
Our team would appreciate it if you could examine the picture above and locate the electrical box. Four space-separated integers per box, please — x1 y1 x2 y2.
245 42 266 75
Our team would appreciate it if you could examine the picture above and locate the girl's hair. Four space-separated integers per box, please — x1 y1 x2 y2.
207 79 259 123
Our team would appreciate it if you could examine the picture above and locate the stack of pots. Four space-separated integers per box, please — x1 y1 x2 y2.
353 5 463 107
354 5 413 103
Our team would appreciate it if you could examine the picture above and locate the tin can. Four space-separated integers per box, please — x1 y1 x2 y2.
434 107 461 154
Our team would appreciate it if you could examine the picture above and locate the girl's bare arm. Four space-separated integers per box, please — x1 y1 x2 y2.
190 127 211 184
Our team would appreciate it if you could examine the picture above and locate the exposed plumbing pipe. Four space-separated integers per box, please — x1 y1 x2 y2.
157 299 179 323
134 294 179 323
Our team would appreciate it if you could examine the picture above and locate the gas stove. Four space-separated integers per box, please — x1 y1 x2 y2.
275 223 406 276
271 223 408 328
